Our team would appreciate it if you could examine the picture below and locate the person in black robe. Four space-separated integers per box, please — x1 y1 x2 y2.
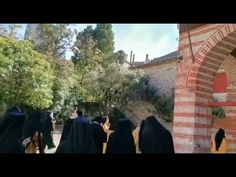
0 106 26 153
55 111 97 153
22 110 44 153
41 110 56 150
91 116 108 153
59 106 78 144
106 118 136 154
138 116 175 153
215 128 225 151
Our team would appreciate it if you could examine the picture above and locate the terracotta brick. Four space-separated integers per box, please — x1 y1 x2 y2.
174 24 236 153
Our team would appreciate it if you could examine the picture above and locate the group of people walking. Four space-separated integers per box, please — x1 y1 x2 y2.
0 106 55 153
0 104 228 154
56 106 175 154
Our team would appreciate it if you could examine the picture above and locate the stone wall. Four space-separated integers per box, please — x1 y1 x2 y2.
123 100 173 132
138 61 177 97
122 61 176 131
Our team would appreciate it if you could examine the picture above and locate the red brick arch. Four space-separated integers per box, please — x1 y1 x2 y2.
187 24 236 93
173 24 236 153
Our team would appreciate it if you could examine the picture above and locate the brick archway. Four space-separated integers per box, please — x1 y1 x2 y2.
174 24 236 153
187 24 236 91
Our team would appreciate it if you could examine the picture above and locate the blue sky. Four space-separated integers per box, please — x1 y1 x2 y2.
1 24 179 61
112 24 179 61
68 24 179 61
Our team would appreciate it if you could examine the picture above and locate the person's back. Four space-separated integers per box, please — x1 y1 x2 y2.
91 116 109 153
91 123 107 153
40 111 55 150
106 118 136 154
139 116 175 154
56 121 96 153
139 120 162 153
59 105 78 144
0 106 25 153
59 118 74 144
212 128 227 153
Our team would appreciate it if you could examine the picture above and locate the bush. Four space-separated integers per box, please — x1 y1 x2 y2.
126 75 175 122
212 107 225 119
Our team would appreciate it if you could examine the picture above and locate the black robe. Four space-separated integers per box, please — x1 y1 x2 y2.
59 118 74 144
0 111 25 153
91 121 107 153
139 116 175 154
106 119 136 154
22 110 44 153
41 111 55 149
55 118 97 153
215 128 225 151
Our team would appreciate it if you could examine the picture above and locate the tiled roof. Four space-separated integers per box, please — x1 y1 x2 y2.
148 50 179 64
132 61 146 67
132 50 179 68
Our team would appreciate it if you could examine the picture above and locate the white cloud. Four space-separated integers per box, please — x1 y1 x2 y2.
67 24 179 61
113 24 178 61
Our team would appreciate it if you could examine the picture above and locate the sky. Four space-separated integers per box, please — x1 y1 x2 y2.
0 24 179 61
68 24 179 61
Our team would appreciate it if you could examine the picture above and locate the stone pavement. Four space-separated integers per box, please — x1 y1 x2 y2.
44 130 62 153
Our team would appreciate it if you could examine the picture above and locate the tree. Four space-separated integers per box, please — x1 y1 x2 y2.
0 24 23 38
27 24 74 59
82 63 138 115
94 24 114 57
121 74 175 122
8 24 22 38
24 24 78 118
108 50 128 64
72 26 104 85
50 58 77 114
0 37 54 109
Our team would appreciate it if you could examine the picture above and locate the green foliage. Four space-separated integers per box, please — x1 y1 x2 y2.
94 24 114 57
71 24 173 123
24 24 77 120
153 92 174 122
212 107 226 119
124 74 157 102
72 26 104 87
0 24 23 38
50 59 77 114
0 100 7 119
29 24 74 59
125 75 174 122
0 37 54 109
82 63 138 115
107 50 127 65
72 24 125 67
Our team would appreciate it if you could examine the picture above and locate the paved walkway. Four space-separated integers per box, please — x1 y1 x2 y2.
44 130 62 153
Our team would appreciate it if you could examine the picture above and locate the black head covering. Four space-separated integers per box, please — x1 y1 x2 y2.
91 116 108 153
0 106 25 153
41 111 53 133
56 120 97 153
139 116 175 154
215 128 225 151
59 118 74 144
106 118 136 154
22 110 44 153
40 111 55 150
101 116 109 125
92 116 103 124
